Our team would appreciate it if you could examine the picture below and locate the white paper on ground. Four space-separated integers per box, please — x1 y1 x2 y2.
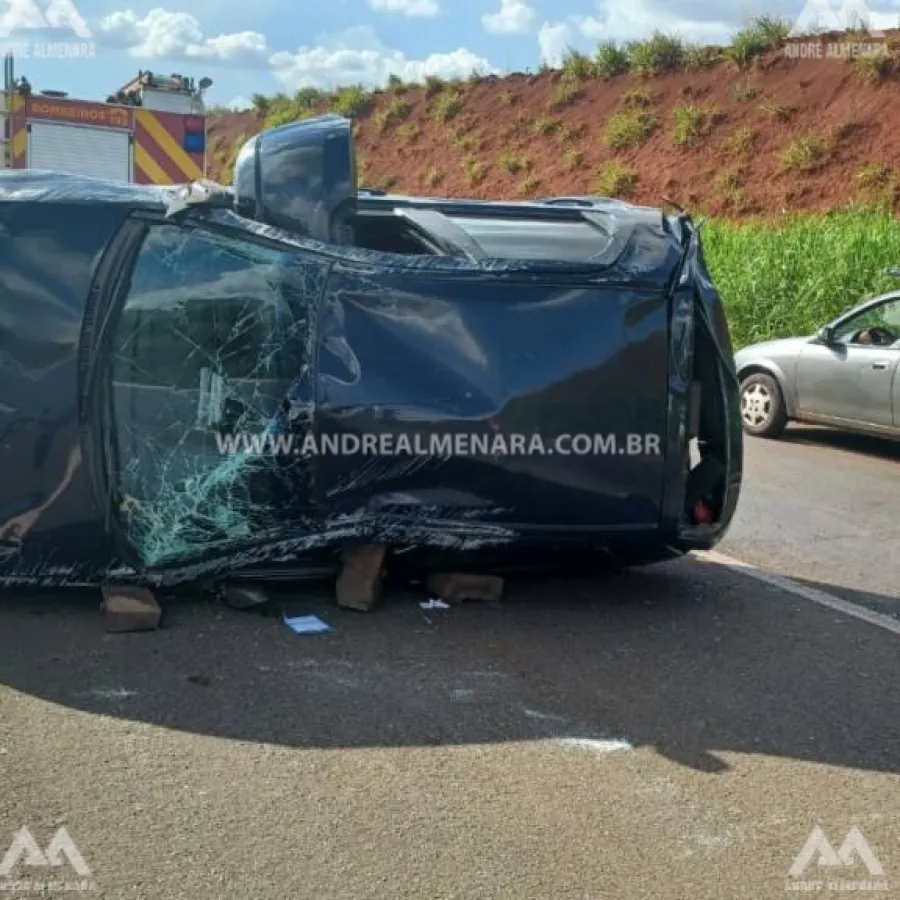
420 598 450 610
283 613 331 635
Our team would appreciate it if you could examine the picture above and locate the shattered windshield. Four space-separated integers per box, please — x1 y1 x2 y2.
109 223 325 569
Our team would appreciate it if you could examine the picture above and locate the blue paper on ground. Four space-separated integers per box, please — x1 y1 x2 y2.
283 613 331 635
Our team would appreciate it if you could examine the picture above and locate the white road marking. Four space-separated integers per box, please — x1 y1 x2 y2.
522 708 569 723
79 688 139 700
554 737 634 753
698 550 900 637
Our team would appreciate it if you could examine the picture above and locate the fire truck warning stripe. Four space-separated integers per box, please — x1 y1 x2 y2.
140 137 194 184
137 110 202 182
134 141 172 185
12 128 26 162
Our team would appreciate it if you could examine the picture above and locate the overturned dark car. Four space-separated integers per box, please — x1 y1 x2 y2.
0 114 742 590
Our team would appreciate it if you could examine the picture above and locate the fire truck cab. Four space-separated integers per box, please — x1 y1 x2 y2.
0 53 211 185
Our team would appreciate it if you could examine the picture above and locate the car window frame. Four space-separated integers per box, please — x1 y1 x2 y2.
83 211 329 575
831 295 900 348
110 218 309 394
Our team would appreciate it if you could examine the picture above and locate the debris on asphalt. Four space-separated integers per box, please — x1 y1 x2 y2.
335 543 386 611
425 573 504 604
420 598 450 610
283 613 331 635
101 584 162 633
219 584 271 612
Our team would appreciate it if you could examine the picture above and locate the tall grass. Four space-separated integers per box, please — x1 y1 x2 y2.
725 16 791 67
627 32 686 75
595 41 630 78
704 209 900 349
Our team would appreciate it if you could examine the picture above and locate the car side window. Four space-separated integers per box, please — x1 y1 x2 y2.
113 224 305 393
833 299 900 348
108 222 321 569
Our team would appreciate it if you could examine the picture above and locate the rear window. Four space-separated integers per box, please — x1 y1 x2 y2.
446 216 614 262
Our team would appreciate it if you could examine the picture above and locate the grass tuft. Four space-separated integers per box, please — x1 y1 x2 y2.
595 163 639 197
603 108 658 149
373 97 411 132
463 158 488 186
855 52 896 83
595 40 631 78
627 31 686 76
531 116 561 136
560 48 597 81
563 148 584 170
779 134 830 172
430 91 463 123
424 75 445 97
672 103 726 147
621 87 654 107
730 80 762 102
548 81 585 109
331 85 371 118
722 125 757 157
726 15 790 66
759 99 795 121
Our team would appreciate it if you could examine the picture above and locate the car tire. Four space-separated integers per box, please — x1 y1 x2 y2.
740 372 788 438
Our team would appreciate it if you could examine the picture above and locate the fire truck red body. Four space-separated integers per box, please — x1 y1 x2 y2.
1 54 208 184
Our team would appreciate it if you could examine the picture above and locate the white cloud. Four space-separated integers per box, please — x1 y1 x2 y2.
96 13 494 90
270 26 497 90
537 21 574 67
226 95 252 111
482 0 537 34
368 0 440 17
98 9 269 66
571 0 733 45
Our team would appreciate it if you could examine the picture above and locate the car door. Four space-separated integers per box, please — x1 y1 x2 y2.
315 258 672 532
101 218 328 572
796 296 900 429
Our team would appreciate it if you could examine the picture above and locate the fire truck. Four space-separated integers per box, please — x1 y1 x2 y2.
0 53 212 184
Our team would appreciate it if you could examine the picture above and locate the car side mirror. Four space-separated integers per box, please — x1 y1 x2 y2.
816 325 835 344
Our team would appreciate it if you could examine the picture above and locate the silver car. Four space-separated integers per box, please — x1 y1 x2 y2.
734 291 900 440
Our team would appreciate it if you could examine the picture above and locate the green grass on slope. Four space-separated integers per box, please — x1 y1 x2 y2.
703 209 900 350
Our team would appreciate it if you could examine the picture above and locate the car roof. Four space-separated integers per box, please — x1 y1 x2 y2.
837 289 900 322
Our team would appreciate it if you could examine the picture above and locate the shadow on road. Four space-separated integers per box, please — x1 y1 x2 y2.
0 558 898 775
781 425 899 462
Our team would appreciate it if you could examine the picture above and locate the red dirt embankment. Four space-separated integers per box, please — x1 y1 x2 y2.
208 38 900 219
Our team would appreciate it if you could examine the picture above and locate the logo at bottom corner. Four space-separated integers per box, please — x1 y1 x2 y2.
785 825 889 893
0 826 97 892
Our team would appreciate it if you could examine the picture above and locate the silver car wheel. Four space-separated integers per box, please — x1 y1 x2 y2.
741 382 772 428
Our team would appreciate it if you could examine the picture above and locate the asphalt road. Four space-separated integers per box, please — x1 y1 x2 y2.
721 425 899 616
0 425 898 900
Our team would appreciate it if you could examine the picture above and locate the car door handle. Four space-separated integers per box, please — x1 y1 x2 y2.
872 361 890 370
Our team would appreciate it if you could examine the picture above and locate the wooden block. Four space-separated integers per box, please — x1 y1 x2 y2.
425 573 504 604
335 544 387 612
102 585 161 633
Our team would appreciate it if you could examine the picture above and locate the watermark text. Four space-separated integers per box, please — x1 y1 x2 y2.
215 431 664 459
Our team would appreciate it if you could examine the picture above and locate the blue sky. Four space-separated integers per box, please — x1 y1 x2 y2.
1 0 899 108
